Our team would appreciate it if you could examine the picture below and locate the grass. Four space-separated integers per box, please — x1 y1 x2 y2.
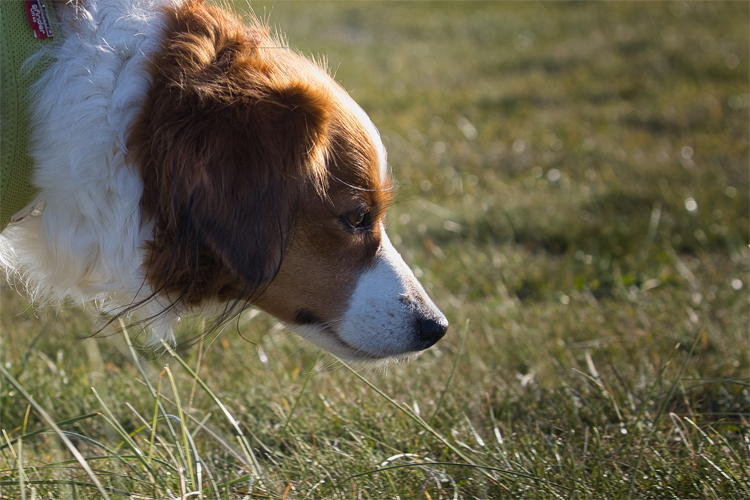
0 1 748 498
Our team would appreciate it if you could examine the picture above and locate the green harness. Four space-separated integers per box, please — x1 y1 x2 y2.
0 1 56 230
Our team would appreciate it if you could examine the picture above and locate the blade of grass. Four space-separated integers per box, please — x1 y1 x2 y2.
344 461 569 486
623 342 681 455
334 356 564 491
0 364 112 500
142 385 249 466
187 321 206 414
281 351 323 434
120 320 189 474
18 437 24 500
700 421 750 493
164 365 196 488
2 429 18 464
197 455 221 499
413 319 468 453
59 430 166 483
148 371 164 466
90 387 152 483
124 401 190 487
427 319 468 430
337 358 476 464
19 404 31 498
0 480 128 496
627 332 702 499
159 340 263 481
41 451 177 474
0 414 98 453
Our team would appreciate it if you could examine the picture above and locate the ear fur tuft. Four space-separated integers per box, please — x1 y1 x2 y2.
128 1 332 305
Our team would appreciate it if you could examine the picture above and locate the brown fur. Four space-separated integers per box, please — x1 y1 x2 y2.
127 1 392 327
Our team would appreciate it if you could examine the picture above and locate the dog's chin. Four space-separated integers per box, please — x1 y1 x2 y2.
338 349 425 364
331 349 425 366
290 323 430 362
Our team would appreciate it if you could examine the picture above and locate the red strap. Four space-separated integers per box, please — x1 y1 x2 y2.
25 0 54 39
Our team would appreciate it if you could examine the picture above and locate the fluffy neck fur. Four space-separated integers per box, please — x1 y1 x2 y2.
0 0 178 343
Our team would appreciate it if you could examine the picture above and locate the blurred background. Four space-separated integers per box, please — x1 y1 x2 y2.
0 2 747 498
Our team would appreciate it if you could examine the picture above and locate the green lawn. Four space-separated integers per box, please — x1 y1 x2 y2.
1 2 748 498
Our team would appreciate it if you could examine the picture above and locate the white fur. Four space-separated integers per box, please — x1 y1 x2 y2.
331 85 389 182
0 0 177 342
297 225 446 360
339 229 444 357
354 103 389 182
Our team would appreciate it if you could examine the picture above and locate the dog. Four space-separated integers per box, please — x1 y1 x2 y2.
0 0 448 361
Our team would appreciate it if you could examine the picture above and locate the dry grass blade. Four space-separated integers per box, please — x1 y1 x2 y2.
0 413 98 452
159 339 264 481
334 357 561 490
281 351 323 434
120 320 191 473
90 387 153 483
164 364 197 488
0 365 112 500
627 332 706 498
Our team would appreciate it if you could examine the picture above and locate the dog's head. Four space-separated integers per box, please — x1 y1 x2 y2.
128 2 447 360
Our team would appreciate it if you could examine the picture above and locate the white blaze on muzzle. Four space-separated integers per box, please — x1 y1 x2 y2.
333 227 448 360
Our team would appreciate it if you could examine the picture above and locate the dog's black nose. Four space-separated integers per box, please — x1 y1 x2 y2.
417 316 449 347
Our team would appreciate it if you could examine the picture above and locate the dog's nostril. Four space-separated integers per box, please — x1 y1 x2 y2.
417 316 449 345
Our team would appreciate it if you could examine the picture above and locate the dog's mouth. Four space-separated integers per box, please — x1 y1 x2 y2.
295 321 389 361
332 334 389 361
293 316 448 362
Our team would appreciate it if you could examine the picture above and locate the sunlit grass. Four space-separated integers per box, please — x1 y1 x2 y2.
0 1 748 498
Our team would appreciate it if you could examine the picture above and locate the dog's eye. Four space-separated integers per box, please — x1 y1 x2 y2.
341 208 370 230
347 210 365 227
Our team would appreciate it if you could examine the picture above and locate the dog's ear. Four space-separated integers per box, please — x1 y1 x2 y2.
131 3 331 291
187 78 330 287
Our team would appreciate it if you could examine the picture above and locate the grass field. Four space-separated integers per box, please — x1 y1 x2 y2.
0 1 748 498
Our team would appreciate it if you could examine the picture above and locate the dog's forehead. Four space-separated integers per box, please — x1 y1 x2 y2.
346 99 388 183
322 79 388 184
